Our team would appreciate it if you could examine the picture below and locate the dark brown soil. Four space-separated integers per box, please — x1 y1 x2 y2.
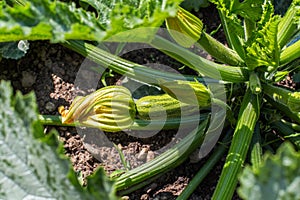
0 4 242 200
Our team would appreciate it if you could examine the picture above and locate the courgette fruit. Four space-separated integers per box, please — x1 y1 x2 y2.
135 93 200 120
159 80 211 106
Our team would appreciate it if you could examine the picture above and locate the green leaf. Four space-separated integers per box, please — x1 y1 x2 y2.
244 2 280 70
238 142 300 200
211 0 264 21
230 0 264 21
0 40 29 59
0 0 181 43
0 80 119 200
209 0 247 57
274 70 289 82
291 0 300 27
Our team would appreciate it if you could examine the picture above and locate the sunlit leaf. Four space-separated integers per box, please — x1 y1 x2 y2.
0 0 181 43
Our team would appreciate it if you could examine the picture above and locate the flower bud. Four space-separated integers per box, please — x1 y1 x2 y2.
165 7 203 47
59 86 136 132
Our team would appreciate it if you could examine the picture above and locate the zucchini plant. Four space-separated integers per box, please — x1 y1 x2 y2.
1 0 300 199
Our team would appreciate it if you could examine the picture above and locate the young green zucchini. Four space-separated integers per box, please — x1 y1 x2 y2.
136 93 200 120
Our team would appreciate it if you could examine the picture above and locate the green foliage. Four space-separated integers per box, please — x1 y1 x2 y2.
0 0 181 43
0 80 119 200
244 3 280 70
238 142 300 200
0 40 29 59
1 0 300 199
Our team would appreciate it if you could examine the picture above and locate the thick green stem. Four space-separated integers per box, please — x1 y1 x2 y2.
271 120 300 150
216 9 245 58
277 1 299 48
280 39 300 65
212 89 260 200
176 131 231 200
39 114 209 131
197 32 244 66
114 118 209 192
243 18 255 42
265 95 300 124
150 35 249 83
39 115 76 126
63 41 218 85
281 119 300 132
262 83 291 104
250 123 263 171
262 83 300 124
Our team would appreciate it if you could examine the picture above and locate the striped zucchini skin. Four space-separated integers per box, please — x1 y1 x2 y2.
159 80 211 106
136 94 200 120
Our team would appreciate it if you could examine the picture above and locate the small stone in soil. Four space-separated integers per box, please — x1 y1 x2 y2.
21 71 36 88
45 101 56 112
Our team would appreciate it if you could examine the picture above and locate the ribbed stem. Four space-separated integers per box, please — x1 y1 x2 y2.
114 118 209 191
277 1 299 48
197 32 244 66
262 83 300 124
216 9 245 58
250 123 263 171
176 131 231 200
271 120 300 150
38 114 209 131
62 41 219 85
212 89 260 200
150 35 249 83
281 119 300 132
280 39 300 65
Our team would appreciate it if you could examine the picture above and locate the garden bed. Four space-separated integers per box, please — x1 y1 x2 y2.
1 1 300 199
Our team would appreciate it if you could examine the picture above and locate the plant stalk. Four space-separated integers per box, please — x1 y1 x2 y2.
262 83 300 124
150 35 249 83
265 95 300 124
197 32 244 66
249 123 263 171
114 118 209 191
280 39 300 65
281 119 300 132
176 131 232 200
277 1 299 48
38 114 209 131
212 89 260 200
271 120 300 150
63 40 219 85
216 9 245 58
